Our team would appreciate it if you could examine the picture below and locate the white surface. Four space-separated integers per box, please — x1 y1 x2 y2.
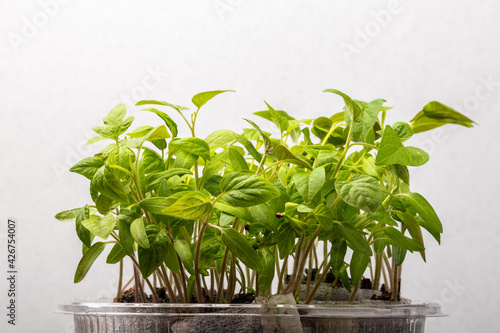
1 1 499 332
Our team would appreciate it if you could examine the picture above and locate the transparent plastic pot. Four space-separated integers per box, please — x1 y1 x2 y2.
57 300 444 333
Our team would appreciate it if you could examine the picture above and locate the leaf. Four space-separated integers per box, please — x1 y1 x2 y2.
375 126 429 166
228 146 249 171
248 203 277 231
400 192 443 243
205 129 238 148
339 224 372 256
350 250 370 287
174 240 194 275
263 101 289 134
55 206 97 221
392 122 413 142
220 227 263 271
335 175 382 214
346 99 384 142
161 191 213 220
163 240 180 273
220 172 280 207
74 242 106 283
410 101 476 133
96 194 116 215
141 108 178 138
82 214 116 239
293 167 325 204
275 145 312 170
330 239 347 277
192 90 235 109
258 248 275 292
76 205 92 248
106 244 126 264
383 227 425 252
135 100 190 112
323 89 362 121
314 204 334 231
138 225 169 278
146 168 192 191
91 166 129 204
214 201 255 223
103 104 127 126
170 137 211 161
70 157 104 180
244 119 274 155
398 212 426 261
276 223 296 259
130 217 150 249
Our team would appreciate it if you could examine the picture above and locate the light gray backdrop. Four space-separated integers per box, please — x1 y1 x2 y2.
1 1 499 332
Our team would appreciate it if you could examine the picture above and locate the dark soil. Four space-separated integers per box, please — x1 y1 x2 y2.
116 287 255 304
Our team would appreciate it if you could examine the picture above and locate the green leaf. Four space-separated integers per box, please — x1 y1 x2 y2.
205 129 237 148
103 104 127 126
375 126 429 166
248 203 277 231
146 168 192 192
76 205 92 248
330 239 347 277
410 101 476 133
161 191 213 220
263 101 289 134
138 225 169 278
214 201 255 223
74 242 106 283
118 213 135 255
82 214 116 239
347 99 384 142
130 217 149 249
70 157 104 180
398 212 426 261
400 192 442 243
220 172 280 207
91 166 129 204
106 244 126 264
219 227 263 271
314 204 334 231
323 89 362 122
244 119 274 155
293 167 325 204
174 240 194 274
392 122 413 142
258 248 275 292
164 240 180 273
170 137 211 161
228 146 249 171
135 100 190 112
55 206 97 221
383 227 425 252
95 194 116 215
141 108 178 138
275 145 312 170
350 250 370 287
335 175 382 214
192 90 234 109
339 224 372 256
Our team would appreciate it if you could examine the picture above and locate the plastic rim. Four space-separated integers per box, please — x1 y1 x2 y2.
57 300 445 319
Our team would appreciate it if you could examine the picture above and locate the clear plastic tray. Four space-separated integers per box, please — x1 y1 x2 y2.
58 300 444 333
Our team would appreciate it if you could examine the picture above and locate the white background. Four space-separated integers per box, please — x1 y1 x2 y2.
1 1 499 332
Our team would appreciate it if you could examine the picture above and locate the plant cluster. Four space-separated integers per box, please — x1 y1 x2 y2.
56 89 474 304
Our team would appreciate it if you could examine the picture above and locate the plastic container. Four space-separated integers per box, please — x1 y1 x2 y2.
57 300 443 333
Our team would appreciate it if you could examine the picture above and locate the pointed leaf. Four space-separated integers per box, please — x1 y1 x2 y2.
220 172 280 207
375 126 429 166
220 227 263 271
192 90 234 109
74 242 106 283
335 175 382 214
131 217 150 249
161 190 213 220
